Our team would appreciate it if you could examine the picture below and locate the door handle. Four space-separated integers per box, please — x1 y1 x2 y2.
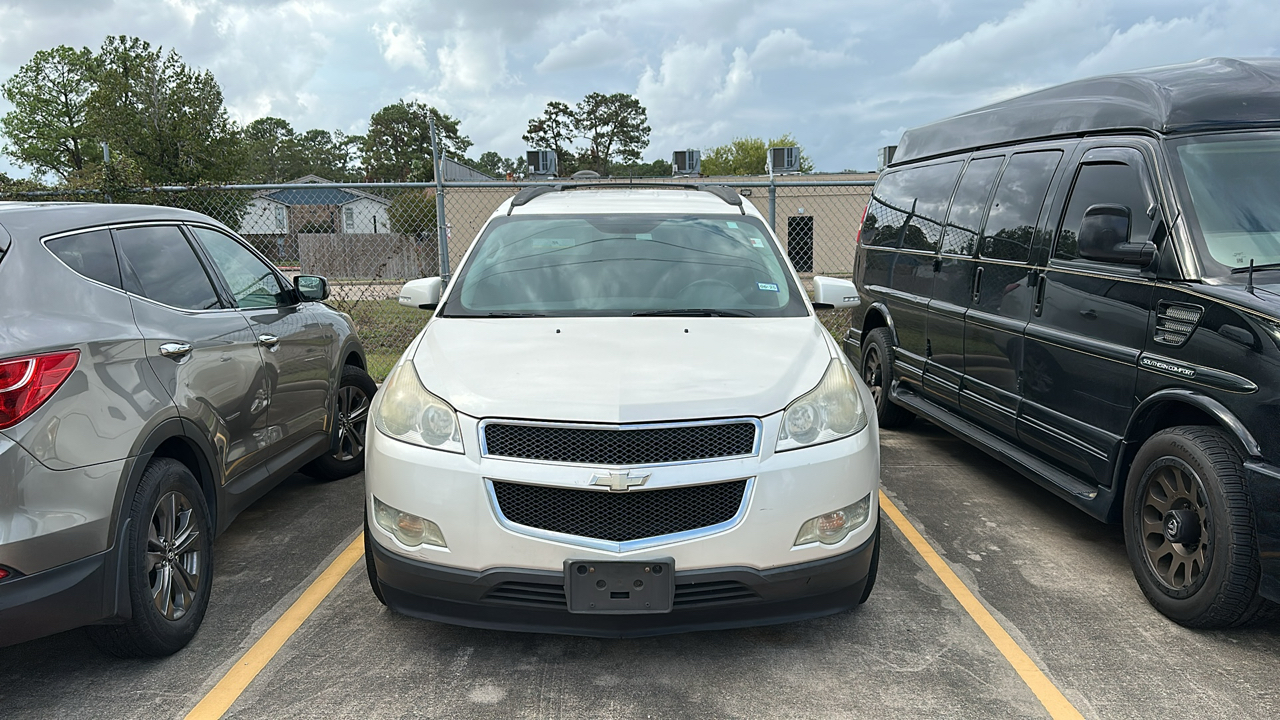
158 342 193 359
1080 309 1098 320
258 334 280 348
972 266 984 304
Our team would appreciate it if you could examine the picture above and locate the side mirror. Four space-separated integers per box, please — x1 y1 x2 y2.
399 277 442 310
811 276 861 310
294 275 329 301
1078 204 1154 266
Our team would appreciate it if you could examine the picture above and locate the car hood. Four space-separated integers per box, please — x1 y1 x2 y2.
411 316 833 423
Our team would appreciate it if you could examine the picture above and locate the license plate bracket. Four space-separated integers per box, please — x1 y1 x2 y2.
565 559 674 614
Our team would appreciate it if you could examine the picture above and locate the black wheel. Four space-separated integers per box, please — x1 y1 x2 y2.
364 518 386 606
1123 426 1276 628
305 365 377 481
858 522 881 605
861 328 914 428
88 458 212 657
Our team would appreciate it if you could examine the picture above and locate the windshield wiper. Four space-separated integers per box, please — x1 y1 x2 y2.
631 308 755 317
1230 262 1280 274
483 311 547 317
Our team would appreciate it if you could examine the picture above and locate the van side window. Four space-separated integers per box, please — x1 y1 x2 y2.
863 161 962 251
941 157 1004 256
1054 161 1153 262
981 151 1062 263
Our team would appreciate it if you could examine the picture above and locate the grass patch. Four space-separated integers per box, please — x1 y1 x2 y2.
332 298 430 381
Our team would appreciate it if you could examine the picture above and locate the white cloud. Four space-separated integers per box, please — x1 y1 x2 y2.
436 30 510 93
535 29 631 73
749 28 850 69
374 21 429 72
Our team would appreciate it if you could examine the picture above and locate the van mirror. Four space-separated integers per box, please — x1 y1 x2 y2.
811 276 860 309
399 277 442 310
1078 204 1154 265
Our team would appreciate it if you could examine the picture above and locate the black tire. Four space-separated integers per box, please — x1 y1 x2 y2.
1123 426 1276 628
858 522 881 605
305 365 378 481
88 458 213 657
364 518 386 606
861 328 914 429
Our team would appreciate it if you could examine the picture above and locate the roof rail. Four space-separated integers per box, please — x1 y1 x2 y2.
505 182 746 215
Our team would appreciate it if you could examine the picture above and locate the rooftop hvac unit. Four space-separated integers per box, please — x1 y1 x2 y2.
767 146 799 174
671 149 701 176
526 149 558 177
877 145 897 172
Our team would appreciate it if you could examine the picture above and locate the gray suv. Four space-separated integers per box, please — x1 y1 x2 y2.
0 203 375 656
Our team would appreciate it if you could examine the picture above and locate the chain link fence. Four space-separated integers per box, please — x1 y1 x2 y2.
3 177 873 380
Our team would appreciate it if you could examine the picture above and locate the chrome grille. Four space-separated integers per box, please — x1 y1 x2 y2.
482 421 757 465
490 479 748 542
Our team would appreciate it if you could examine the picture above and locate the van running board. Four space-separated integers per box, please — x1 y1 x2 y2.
889 383 1114 521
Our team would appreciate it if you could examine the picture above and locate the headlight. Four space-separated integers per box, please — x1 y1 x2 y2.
776 358 867 451
373 360 463 453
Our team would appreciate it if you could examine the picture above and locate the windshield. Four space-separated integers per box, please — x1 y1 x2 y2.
1169 131 1280 274
439 214 809 317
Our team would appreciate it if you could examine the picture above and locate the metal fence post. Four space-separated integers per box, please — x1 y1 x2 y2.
428 117 450 284
768 175 777 231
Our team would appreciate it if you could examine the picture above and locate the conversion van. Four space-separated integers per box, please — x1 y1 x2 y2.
848 58 1280 627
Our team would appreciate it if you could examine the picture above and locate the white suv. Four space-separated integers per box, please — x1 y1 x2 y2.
363 185 880 636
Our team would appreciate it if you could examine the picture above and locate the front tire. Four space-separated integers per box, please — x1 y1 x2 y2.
1123 426 1275 628
861 328 914 429
88 458 213 657
306 365 377 481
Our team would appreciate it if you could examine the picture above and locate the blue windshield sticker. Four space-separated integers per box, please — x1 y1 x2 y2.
751 237 765 247
637 233 652 240
757 282 779 292
726 221 738 228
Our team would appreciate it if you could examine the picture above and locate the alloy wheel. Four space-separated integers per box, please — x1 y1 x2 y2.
146 490 203 621
863 347 883 405
1139 458 1212 594
333 384 370 462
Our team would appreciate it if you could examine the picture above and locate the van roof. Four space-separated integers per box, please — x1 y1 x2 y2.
894 57 1280 165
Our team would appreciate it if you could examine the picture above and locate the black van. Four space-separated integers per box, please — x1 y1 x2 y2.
848 58 1280 628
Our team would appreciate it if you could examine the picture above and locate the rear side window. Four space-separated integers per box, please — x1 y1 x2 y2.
46 230 122 289
864 161 963 251
1054 161 1154 262
981 151 1062 262
115 226 222 311
941 157 1005 256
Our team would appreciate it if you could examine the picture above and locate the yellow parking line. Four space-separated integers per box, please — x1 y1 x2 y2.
185 533 365 720
878 490 1085 720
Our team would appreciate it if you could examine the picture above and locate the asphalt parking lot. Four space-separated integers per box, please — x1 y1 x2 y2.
2 422 1277 719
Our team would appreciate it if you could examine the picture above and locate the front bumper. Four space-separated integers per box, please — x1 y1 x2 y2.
370 524 878 637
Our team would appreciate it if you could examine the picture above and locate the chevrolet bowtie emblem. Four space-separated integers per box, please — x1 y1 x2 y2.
591 470 651 492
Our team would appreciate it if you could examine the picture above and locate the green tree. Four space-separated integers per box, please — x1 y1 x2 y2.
522 93 651 175
472 150 522 179
387 190 439 235
0 45 98 181
611 158 673 177
89 36 242 184
242 116 294 182
701 134 814 176
361 100 470 182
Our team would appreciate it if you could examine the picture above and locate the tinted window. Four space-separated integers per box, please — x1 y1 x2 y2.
47 230 122 288
982 151 1062 262
1055 160 1153 262
116 226 221 310
191 227 289 309
941 157 1004 256
864 161 962 251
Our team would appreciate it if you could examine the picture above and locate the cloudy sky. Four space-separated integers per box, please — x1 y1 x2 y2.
1 0 1278 178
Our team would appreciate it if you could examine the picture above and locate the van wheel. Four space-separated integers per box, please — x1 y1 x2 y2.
305 365 378 481
1123 426 1276 628
88 458 213 657
861 328 914 428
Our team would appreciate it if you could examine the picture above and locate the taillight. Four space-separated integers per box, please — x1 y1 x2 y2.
0 350 80 430
854 202 869 247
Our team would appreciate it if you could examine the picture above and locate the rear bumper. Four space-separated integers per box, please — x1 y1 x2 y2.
0 551 112 647
1245 460 1280 603
371 524 878 638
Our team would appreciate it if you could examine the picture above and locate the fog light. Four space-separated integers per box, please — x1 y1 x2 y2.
794 494 871 546
373 496 447 548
